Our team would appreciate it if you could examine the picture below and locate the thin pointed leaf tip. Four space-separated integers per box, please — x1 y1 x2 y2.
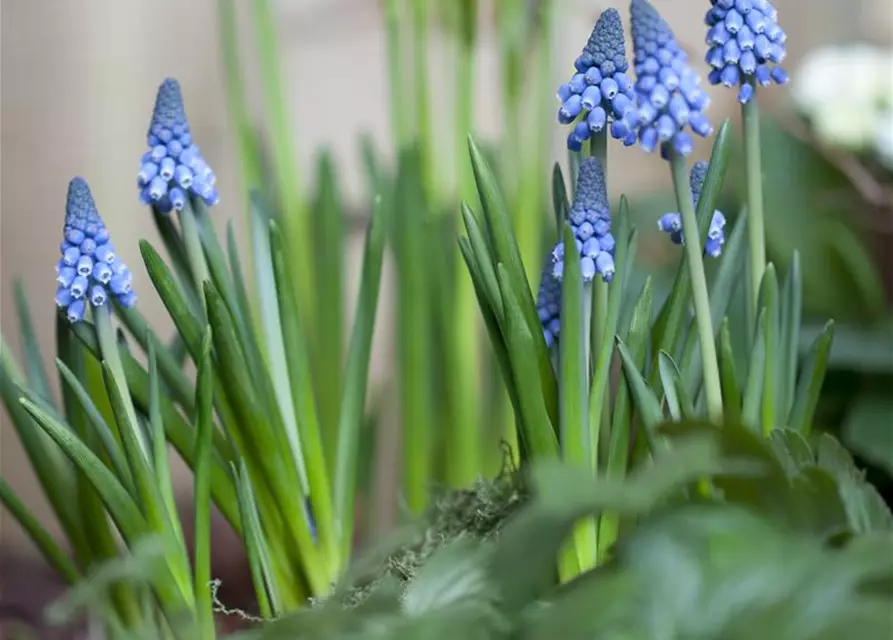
629 0 714 157
551 157 615 283
657 161 727 257
137 78 219 213
558 8 639 150
56 178 136 323
705 0 788 103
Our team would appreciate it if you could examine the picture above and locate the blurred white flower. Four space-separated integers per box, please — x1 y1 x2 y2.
792 44 893 153
875 109 893 169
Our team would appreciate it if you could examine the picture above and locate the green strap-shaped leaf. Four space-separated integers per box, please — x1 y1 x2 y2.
559 223 589 465
14 280 54 406
758 264 779 435
718 318 743 425
789 320 835 435
742 309 767 431
497 264 559 459
334 198 386 564
779 251 802 425
468 135 558 427
551 162 569 236
658 352 694 422
616 337 663 436
0 477 80 584
271 219 339 577
590 200 635 468
19 398 149 543
193 328 216 637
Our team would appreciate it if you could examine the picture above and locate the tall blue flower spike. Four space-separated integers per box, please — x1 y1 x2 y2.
536 264 562 348
704 0 788 104
138 78 219 213
557 9 639 151
629 0 714 157
657 161 726 257
56 178 136 323
550 157 615 283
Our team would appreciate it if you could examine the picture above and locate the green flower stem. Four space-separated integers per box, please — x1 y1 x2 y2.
445 0 480 489
412 0 435 202
178 200 211 309
217 0 263 213
589 130 610 467
93 306 145 457
251 0 314 330
742 78 766 322
668 151 723 424
385 0 410 150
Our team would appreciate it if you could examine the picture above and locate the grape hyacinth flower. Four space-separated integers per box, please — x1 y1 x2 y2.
704 0 788 104
657 161 727 257
557 9 639 151
138 78 219 213
56 178 136 323
551 157 615 283
536 266 562 348
629 0 714 157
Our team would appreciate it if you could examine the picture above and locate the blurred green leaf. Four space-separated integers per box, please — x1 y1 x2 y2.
843 391 893 477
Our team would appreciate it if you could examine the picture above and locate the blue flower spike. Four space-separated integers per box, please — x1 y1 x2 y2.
551 157 616 283
536 264 562 348
56 178 136 323
657 161 726 257
629 0 714 158
139 78 219 213
558 9 639 150
704 0 788 104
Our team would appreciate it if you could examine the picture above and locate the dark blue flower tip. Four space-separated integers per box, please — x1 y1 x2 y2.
139 78 219 213
551 157 615 283
630 0 713 158
536 265 562 348
57 178 136 323
558 9 638 149
657 161 727 257
704 0 788 103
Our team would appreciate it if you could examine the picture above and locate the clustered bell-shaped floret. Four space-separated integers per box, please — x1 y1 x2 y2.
656 161 727 257
536 264 562 348
705 0 788 104
550 157 616 283
56 178 136 323
557 9 639 151
629 0 714 157
138 78 218 213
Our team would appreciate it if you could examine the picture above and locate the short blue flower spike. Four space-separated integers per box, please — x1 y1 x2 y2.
138 78 219 213
657 161 727 257
551 157 615 283
57 178 136 323
704 0 788 104
629 0 714 157
536 265 562 348
557 9 639 151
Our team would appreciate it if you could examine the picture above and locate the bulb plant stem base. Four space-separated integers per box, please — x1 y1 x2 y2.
668 150 724 424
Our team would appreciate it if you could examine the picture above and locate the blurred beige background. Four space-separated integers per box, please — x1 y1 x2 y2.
1 0 890 559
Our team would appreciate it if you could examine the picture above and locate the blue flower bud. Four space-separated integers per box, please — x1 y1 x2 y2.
67 298 86 323
89 285 107 307
550 158 615 283
595 252 615 281
57 177 136 322
55 287 72 308
557 83 573 103
588 106 608 132
559 9 638 147
657 162 727 257
140 78 220 213
705 0 787 95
